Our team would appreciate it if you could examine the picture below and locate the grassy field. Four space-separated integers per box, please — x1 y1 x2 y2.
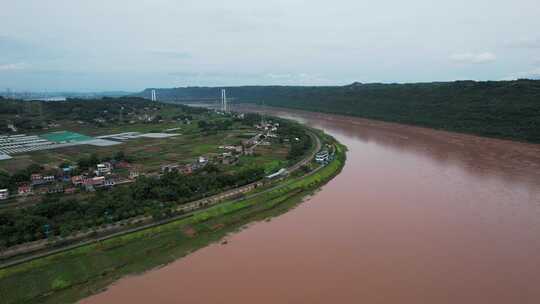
0 122 286 174
0 139 346 304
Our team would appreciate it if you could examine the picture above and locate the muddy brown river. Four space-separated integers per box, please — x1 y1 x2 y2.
82 107 540 304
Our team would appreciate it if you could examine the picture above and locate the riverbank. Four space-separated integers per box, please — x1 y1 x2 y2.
0 133 346 304
150 80 540 144
79 108 540 304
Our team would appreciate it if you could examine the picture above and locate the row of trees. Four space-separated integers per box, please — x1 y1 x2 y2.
0 165 265 248
198 119 233 133
277 122 312 164
76 151 130 170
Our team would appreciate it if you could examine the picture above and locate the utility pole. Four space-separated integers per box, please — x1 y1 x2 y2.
120 106 124 123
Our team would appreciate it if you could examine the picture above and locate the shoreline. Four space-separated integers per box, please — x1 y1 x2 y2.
0 126 347 304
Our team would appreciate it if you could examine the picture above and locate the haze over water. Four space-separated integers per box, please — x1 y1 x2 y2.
82 107 540 304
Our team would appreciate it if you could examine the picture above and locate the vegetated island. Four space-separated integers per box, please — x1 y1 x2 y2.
138 79 540 143
0 97 346 304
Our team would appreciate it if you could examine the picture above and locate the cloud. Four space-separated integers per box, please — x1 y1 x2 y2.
450 52 497 64
506 37 540 49
0 36 59 62
265 73 295 79
0 62 28 71
147 49 192 59
502 67 540 80
263 72 333 85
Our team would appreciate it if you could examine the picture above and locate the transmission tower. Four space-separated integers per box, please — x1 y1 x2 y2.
221 89 228 113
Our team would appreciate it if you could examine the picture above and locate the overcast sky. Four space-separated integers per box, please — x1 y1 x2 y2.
1 0 540 91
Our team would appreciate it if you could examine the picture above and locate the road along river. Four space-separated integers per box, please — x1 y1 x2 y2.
82 107 540 304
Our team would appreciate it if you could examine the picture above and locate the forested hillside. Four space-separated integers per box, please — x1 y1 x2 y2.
140 80 540 143
0 97 205 132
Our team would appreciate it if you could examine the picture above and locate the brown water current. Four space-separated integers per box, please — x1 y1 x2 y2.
82 107 540 304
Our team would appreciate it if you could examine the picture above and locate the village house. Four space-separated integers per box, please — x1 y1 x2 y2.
31 173 44 185
91 176 105 186
180 165 194 175
62 168 72 181
114 161 131 169
161 163 180 173
198 156 208 165
48 184 64 194
71 175 86 186
129 170 140 179
18 184 32 195
62 166 74 175
95 162 112 176
220 145 244 154
83 176 105 191
43 175 55 183
0 189 9 200
103 179 115 187
62 174 71 182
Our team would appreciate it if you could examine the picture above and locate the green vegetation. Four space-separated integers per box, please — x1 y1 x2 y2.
0 136 346 304
0 165 265 247
0 97 344 304
0 96 206 132
145 79 540 143
0 99 311 249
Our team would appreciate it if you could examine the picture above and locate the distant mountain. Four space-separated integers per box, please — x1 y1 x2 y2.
137 79 540 143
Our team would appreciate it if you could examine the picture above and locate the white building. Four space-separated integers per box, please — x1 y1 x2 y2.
95 163 112 176
0 189 8 200
315 150 329 163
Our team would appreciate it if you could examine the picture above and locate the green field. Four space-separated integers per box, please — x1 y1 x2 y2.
0 122 287 174
0 140 346 304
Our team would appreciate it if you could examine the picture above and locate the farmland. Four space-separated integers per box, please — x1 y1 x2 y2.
0 98 316 251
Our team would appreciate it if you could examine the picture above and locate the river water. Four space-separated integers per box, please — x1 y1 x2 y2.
82 107 540 304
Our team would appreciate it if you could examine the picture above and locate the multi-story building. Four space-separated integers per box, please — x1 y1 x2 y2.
315 150 330 163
